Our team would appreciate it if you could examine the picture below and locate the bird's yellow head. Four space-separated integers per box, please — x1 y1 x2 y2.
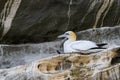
58 31 77 41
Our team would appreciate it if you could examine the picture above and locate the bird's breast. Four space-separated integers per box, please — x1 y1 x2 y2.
63 41 77 53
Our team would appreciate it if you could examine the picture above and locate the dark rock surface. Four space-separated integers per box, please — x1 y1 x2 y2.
0 0 120 43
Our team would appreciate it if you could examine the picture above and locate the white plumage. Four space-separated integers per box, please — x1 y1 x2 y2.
58 31 106 53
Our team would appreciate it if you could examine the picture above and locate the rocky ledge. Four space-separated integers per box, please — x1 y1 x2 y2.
0 47 120 80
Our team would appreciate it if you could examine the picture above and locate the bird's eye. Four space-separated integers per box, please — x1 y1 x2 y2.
65 33 69 35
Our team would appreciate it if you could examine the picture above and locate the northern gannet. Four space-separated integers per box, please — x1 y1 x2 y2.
58 31 107 53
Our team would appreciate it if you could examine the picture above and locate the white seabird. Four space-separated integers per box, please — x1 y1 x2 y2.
58 31 107 53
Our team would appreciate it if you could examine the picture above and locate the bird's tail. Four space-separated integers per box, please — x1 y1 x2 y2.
90 47 106 49
90 43 107 49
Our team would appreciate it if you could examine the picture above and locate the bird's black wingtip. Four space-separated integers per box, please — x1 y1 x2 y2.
97 43 108 47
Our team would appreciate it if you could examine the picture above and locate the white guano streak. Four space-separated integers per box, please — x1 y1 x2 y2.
0 0 22 40
80 0 102 24
93 0 114 30
66 0 72 30
117 0 120 26
118 19 120 26
100 0 114 27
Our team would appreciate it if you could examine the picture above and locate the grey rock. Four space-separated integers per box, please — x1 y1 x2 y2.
0 27 120 80
0 26 120 69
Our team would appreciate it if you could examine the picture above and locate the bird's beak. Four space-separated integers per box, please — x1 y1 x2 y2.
57 34 66 38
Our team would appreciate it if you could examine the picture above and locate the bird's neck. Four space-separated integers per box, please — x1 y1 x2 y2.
64 35 77 44
68 36 76 42
65 38 76 43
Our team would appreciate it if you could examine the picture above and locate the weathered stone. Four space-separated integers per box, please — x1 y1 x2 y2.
0 0 120 43
0 47 120 80
0 41 61 69
0 27 120 79
0 26 120 69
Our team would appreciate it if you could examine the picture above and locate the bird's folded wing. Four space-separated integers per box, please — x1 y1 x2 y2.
70 41 97 51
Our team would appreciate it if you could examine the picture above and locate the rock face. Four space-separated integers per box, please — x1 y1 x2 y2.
0 41 61 69
0 27 120 79
0 0 120 43
0 47 120 80
0 26 120 69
